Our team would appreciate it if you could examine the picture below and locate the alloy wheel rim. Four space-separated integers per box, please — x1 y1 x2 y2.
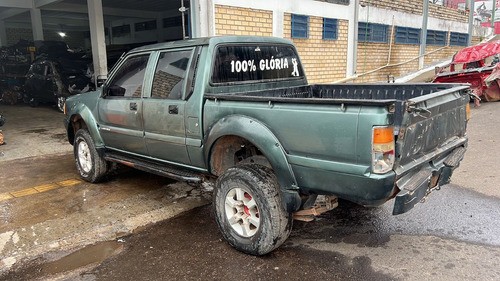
224 187 260 237
77 140 92 173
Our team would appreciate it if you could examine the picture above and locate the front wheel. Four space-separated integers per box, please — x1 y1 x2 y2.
213 164 292 255
74 129 108 183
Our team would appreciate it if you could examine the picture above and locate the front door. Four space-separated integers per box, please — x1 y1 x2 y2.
97 53 151 155
142 48 194 165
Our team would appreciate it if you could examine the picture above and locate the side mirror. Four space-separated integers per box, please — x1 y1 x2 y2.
107 85 125 97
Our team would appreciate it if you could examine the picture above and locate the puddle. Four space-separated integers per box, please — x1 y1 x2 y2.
41 241 123 276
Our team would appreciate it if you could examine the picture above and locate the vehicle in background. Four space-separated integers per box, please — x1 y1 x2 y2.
434 40 500 106
24 57 92 112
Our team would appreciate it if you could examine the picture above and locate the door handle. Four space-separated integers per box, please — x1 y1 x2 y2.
130 102 137 111
168 105 178 114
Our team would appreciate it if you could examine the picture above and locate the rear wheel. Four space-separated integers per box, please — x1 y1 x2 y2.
74 129 108 183
213 164 292 255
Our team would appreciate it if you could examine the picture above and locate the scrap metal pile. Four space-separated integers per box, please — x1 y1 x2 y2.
434 40 500 106
0 40 93 111
0 40 31 105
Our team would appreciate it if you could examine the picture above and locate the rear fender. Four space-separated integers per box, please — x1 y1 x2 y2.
205 115 300 212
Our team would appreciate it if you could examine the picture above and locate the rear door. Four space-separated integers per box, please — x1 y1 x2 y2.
395 85 469 176
97 53 151 155
142 48 195 165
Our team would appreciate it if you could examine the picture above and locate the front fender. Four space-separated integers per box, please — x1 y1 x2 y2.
66 102 104 148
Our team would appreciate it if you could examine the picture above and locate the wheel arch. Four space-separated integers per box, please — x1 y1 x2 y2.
205 115 301 212
67 105 103 147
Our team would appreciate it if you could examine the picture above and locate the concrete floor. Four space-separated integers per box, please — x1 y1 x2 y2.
0 101 499 280
0 104 210 276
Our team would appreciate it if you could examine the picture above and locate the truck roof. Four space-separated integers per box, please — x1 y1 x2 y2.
128 36 294 54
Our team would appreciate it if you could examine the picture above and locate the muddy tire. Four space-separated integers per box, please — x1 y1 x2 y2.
213 164 292 255
74 129 108 183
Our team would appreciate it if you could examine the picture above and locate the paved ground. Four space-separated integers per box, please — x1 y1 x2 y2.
0 101 499 281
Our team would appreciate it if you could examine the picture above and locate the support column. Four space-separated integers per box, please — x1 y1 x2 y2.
346 0 359 77
207 0 215 36
419 0 429 69
468 0 475 46
87 0 108 83
272 10 284 38
0 21 7 47
30 8 44 41
492 0 496 28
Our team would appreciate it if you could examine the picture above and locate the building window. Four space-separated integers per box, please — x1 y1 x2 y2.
426 30 447 46
291 14 309 39
450 32 468 46
112 24 131 37
323 18 338 40
135 20 157 32
395 27 421 44
358 22 388 43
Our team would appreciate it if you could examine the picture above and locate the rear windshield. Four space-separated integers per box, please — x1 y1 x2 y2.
212 44 305 84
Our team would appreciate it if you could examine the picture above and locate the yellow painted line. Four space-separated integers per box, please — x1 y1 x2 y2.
58 179 82 187
34 183 59 192
0 179 83 202
0 193 14 202
10 188 38 198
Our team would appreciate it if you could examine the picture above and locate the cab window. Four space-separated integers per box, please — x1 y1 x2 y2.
106 54 150 98
150 49 193 99
212 44 305 84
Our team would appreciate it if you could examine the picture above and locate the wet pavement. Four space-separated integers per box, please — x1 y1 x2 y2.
0 102 499 280
5 186 500 281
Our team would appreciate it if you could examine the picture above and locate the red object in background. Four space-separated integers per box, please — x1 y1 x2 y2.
433 41 500 105
452 40 500 63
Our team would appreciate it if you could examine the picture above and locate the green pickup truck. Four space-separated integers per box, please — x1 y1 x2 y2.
64 36 469 255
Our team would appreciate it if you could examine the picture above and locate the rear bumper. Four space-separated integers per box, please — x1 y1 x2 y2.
392 146 466 215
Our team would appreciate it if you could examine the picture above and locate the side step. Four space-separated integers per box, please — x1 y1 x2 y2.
105 153 203 184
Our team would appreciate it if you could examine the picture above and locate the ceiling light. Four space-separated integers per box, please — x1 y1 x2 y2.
58 32 66 38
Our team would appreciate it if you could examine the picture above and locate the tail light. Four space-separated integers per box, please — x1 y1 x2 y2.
372 126 395 174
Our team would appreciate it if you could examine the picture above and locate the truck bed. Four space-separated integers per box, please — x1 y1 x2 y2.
206 83 469 128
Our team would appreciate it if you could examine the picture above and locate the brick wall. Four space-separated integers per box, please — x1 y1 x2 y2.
356 31 476 83
471 36 482 45
359 0 468 23
215 5 273 36
284 14 349 83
